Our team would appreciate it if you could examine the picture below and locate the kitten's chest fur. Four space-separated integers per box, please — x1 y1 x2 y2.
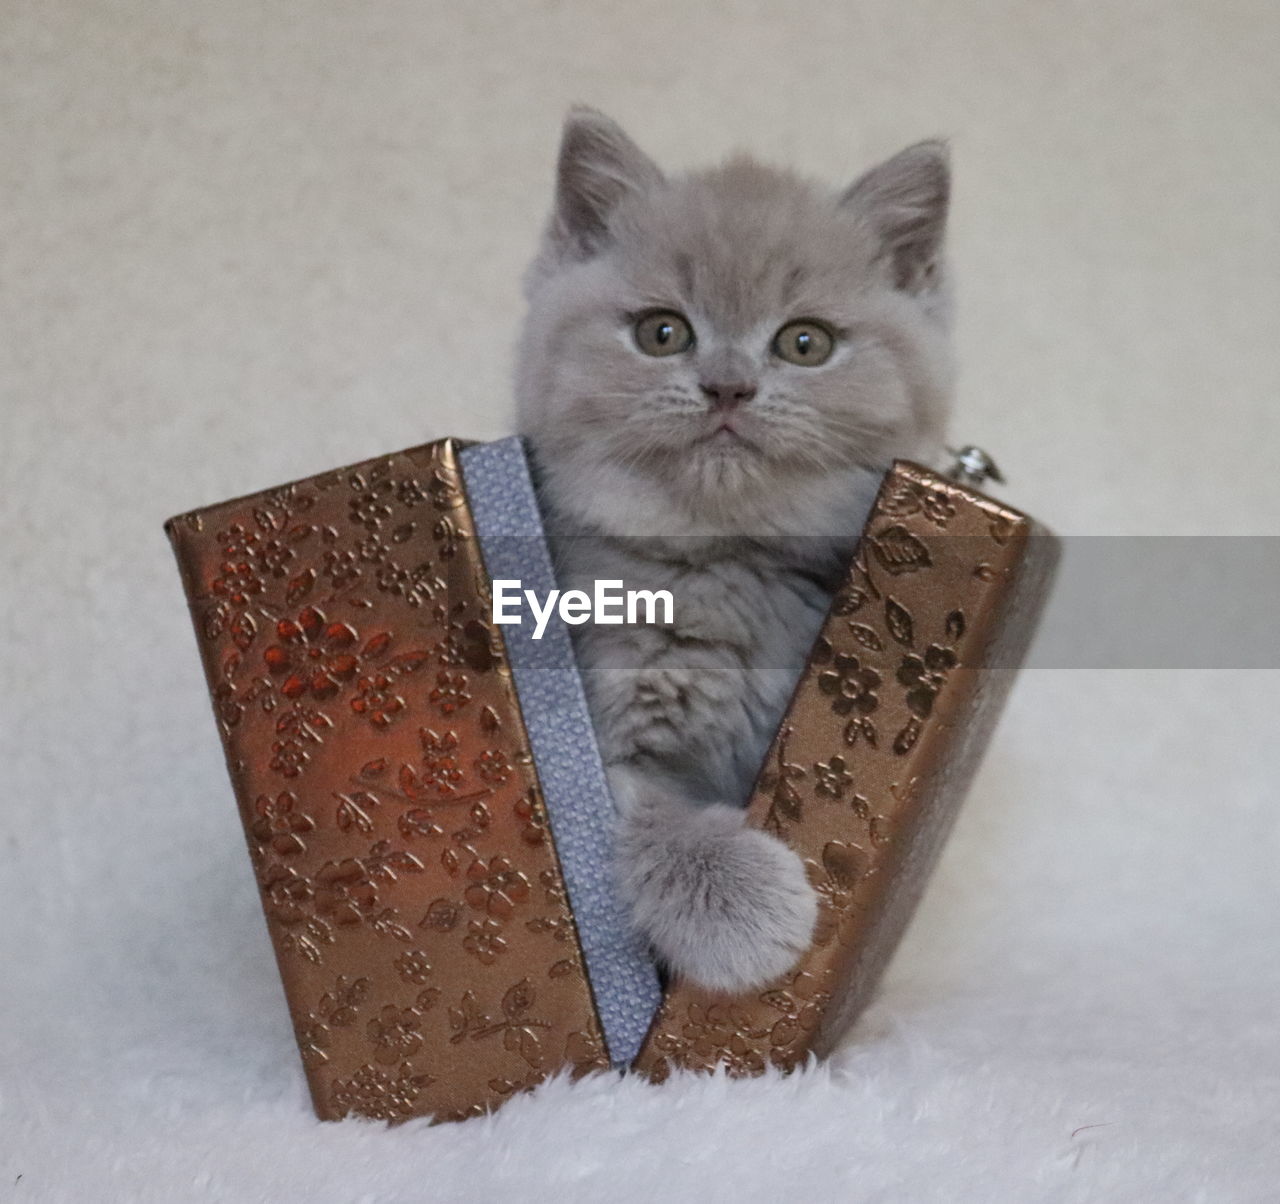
551 529 853 807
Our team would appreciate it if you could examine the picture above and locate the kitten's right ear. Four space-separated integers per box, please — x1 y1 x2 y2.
548 107 663 260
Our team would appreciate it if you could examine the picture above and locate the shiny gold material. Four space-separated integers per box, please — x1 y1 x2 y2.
632 461 1058 1080
166 440 608 1123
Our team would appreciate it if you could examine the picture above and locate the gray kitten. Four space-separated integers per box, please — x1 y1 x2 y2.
515 108 952 993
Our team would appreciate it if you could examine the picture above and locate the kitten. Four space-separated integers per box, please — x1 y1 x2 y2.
515 108 953 993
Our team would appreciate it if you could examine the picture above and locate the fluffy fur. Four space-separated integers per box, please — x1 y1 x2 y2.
516 108 954 992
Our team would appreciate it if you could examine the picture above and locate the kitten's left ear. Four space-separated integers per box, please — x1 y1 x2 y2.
843 140 950 293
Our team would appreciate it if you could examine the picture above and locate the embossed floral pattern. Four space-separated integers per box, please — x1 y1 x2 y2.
464 857 530 919
169 441 617 1121
463 918 507 964
396 477 428 508
537 869 566 907
475 748 511 784
277 916 333 966
393 950 432 984
331 1061 435 1122
656 1002 770 1074
878 477 957 528
447 980 550 1069
349 480 394 531
812 756 853 800
350 672 405 728
636 462 1039 1083
322 548 361 589
897 643 958 719
433 617 499 673
809 840 868 913
759 728 805 833
648 974 833 1081
217 522 262 561
375 560 442 608
250 791 315 856
526 914 573 943
257 537 295 578
514 789 547 846
211 558 264 608
409 728 465 796
419 897 462 933
430 671 471 716
365 1004 424 1064
268 702 332 780
269 738 309 778
260 863 313 924
817 653 881 716
297 975 371 1066
757 976 830 1068
314 859 380 926
357 534 390 564
296 1017 332 1068
263 607 360 700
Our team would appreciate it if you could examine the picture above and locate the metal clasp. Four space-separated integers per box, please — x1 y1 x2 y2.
946 445 1006 489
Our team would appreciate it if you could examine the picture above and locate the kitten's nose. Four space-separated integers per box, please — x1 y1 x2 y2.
699 380 757 409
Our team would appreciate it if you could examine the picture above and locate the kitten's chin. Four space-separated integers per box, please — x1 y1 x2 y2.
540 443 883 542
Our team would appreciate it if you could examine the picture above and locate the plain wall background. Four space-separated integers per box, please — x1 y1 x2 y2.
2 3 1277 1199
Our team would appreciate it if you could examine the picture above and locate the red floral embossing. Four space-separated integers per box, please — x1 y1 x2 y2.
514 790 547 846
403 728 466 797
250 791 316 856
350 672 405 728
475 749 511 784
257 537 295 578
211 558 264 608
177 442 632 1116
263 607 359 700
260 863 313 924
430 671 471 715
217 522 262 561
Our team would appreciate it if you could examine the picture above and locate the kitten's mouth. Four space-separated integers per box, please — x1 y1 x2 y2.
693 420 758 452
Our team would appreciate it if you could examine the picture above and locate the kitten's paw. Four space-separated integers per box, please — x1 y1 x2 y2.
618 802 818 994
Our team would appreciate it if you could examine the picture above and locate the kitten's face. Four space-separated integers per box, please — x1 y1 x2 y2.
516 111 953 537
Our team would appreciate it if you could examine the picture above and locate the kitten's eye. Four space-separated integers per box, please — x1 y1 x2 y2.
772 320 835 367
634 311 694 357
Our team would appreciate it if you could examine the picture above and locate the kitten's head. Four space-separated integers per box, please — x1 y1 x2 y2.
516 108 954 538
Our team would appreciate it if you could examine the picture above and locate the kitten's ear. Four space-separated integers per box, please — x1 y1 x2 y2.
549 106 663 259
843 140 950 293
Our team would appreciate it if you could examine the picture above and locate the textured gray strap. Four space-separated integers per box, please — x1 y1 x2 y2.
458 437 661 1066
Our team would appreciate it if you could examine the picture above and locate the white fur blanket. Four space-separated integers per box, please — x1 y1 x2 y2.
5 672 1276 1202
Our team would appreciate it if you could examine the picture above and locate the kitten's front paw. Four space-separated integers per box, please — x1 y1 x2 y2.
619 803 818 994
